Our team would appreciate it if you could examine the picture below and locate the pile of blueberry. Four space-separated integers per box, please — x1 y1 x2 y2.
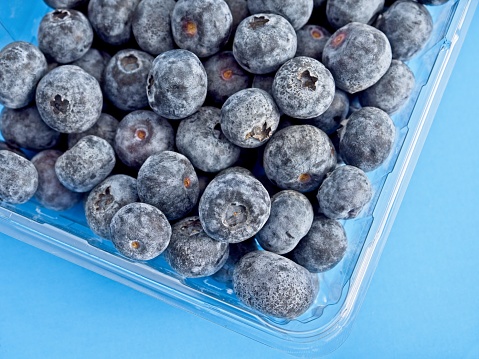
0 0 448 319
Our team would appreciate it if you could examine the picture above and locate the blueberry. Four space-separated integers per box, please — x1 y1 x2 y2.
303 89 349 135
104 49 154 111
68 113 118 149
375 1 433 61
221 88 280 148
147 49 207 120
256 190 314 254
326 0 384 29
31 150 83 211
213 238 257 282
43 0 88 8
317 165 373 219
171 0 233 58
289 215 347 273
217 166 253 178
252 74 275 97
247 0 314 30
359 60 415 114
176 107 241 173
340 107 396 172
203 51 251 106
36 65 102 133
110 202 171 260
272 56 335 119
88 0 140 46
199 171 270 243
55 135 116 192
72 49 111 85
224 0 250 32
165 216 229 278
0 42 47 109
132 0 176 56
313 0 326 8
114 110 174 169
322 22 392 94
233 13 297 74
0 150 38 204
85 174 138 239
38 9 93 64
0 141 26 158
295 25 331 60
233 250 316 319
0 105 60 150
138 151 200 220
418 0 450 5
263 125 337 192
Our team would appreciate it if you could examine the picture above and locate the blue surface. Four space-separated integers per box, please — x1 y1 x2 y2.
1 8 479 359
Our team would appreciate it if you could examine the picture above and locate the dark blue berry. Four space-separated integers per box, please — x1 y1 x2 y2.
224 0 250 32
0 150 38 204
322 22 392 94
339 107 396 172
233 250 316 319
233 13 297 74
176 107 240 173
0 105 60 150
36 65 103 133
68 113 118 149
43 0 88 8
38 9 93 64
165 216 229 278
85 174 139 239
138 151 200 220
256 190 314 254
247 0 314 30
317 165 372 219
263 125 336 192
295 25 331 60
252 74 275 97
326 0 384 29
0 42 47 109
199 171 271 243
31 150 83 211
72 49 111 85
110 202 171 260
55 135 116 192
147 49 207 120
419 0 450 4
114 110 174 169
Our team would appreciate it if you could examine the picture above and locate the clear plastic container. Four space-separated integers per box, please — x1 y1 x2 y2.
0 1 477 356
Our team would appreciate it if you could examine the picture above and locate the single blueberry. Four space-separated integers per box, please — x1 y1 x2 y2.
263 125 337 192
199 171 271 243
147 49 207 120
0 42 47 109
339 107 396 172
247 0 314 30
137 151 200 220
233 13 297 74
88 0 140 46
38 9 93 64
295 25 331 60
326 0 385 29
203 51 251 106
252 74 275 97
233 250 317 319
132 0 176 56
272 56 335 119
55 135 116 192
224 0 250 32
0 150 38 204
31 150 83 211
0 105 60 150
317 165 373 219
165 216 230 278
85 174 139 239
375 1 433 61
114 110 175 169
256 190 314 254
104 49 154 111
176 107 241 173
72 48 111 85
322 22 392 94
110 202 171 260
221 88 281 148
68 113 118 149
36 65 103 133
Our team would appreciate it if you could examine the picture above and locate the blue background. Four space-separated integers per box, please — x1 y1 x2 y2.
1 5 479 359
